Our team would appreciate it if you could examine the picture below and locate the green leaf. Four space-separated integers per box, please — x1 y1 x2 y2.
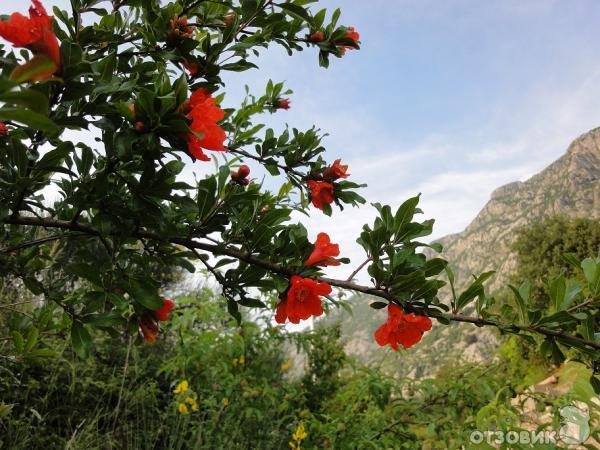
508 283 527 323
227 298 242 325
581 258 600 295
66 263 103 287
10 55 57 83
369 301 388 310
238 297 267 308
24 327 39 353
11 331 24 353
0 108 58 133
126 278 162 310
549 275 566 312
23 277 45 295
394 195 420 237
82 312 126 328
455 271 494 311
278 2 313 23
590 376 600 395
423 258 447 277
0 89 49 114
71 321 92 358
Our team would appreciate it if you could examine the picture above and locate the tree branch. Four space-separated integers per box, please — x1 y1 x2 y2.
3 214 599 350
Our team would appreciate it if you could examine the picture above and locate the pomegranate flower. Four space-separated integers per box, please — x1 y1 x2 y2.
166 15 194 47
374 304 432 350
154 298 175 321
0 0 60 72
341 26 359 49
182 60 201 77
231 164 250 185
323 159 349 180
139 313 159 343
275 275 332 324
276 98 291 110
307 180 334 210
305 232 340 267
308 31 325 43
185 88 226 161
0 122 8 137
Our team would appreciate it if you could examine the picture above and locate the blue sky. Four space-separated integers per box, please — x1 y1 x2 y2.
5 0 600 280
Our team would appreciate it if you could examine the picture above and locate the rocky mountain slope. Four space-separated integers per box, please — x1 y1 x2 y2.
326 127 600 378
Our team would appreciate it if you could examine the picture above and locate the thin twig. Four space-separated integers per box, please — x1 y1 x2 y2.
346 258 371 281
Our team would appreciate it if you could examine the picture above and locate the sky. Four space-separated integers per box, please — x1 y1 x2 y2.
5 0 600 282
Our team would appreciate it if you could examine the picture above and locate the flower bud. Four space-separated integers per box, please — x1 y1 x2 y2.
237 164 250 178
0 122 8 137
135 121 145 132
276 98 290 110
308 31 325 42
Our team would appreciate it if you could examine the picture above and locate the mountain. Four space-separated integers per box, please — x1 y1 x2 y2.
327 127 600 377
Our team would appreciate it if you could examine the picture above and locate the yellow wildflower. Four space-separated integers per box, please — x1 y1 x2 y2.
280 359 293 372
239 355 245 365
292 423 307 441
289 422 307 448
173 380 188 394
222 397 230 407
185 396 199 412
177 403 189 415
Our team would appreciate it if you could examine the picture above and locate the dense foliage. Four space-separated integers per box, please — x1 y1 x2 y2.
511 216 600 310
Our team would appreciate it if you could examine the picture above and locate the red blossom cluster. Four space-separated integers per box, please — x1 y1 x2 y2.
1 2 418 351
307 26 360 57
339 26 360 56
184 88 227 161
0 0 61 79
139 299 175 343
275 232 339 324
374 304 432 350
306 159 349 210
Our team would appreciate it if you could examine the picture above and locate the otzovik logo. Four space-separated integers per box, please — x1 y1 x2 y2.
558 404 590 445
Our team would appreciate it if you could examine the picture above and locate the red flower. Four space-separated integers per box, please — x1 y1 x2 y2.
276 98 291 110
154 298 175 321
0 0 60 71
305 232 340 267
166 15 193 47
0 122 8 137
275 275 332 324
323 159 349 180
374 304 432 350
224 14 236 27
139 313 159 343
182 60 201 76
185 88 226 161
338 26 360 56
308 31 325 43
307 180 334 210
231 164 250 185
